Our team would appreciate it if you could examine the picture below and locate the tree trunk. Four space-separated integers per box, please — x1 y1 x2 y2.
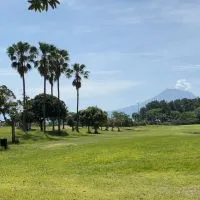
62 119 65 129
43 77 46 133
2 112 7 121
105 126 109 131
51 83 53 96
88 126 91 133
40 120 43 132
22 74 27 133
51 83 55 132
11 119 16 143
94 127 98 134
57 78 61 133
76 89 79 132
52 120 55 132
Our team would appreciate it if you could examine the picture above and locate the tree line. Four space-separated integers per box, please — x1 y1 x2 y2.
0 82 134 142
2 42 89 135
133 98 200 125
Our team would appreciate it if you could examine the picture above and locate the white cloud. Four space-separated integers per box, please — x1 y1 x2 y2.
174 64 200 71
175 79 191 91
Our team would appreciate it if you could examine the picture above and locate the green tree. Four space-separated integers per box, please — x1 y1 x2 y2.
195 107 200 122
31 94 67 132
146 108 162 123
0 85 19 143
52 49 70 133
67 112 76 131
8 102 20 143
36 42 53 132
132 112 140 121
28 0 60 11
7 42 38 133
170 111 181 121
180 111 196 122
83 107 105 134
0 85 16 121
72 63 89 132
112 112 125 132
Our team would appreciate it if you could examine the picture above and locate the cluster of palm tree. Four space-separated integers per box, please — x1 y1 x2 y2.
7 41 89 133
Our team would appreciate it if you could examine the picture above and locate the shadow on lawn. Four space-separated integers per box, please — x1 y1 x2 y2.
45 130 69 137
188 131 200 135
17 130 69 142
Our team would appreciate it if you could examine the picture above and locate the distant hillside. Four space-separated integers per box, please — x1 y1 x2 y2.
112 89 196 116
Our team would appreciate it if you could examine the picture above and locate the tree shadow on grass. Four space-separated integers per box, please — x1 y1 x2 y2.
19 133 46 141
45 130 69 137
188 131 200 135
17 130 69 142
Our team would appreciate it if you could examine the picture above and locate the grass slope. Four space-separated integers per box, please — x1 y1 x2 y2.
0 125 200 200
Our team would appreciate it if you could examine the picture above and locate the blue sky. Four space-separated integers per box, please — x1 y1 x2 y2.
1 0 200 111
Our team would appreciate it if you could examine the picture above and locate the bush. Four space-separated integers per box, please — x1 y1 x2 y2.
132 121 147 127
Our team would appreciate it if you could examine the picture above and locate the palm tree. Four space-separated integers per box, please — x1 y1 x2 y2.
36 42 52 132
72 63 89 132
47 47 57 131
28 0 60 11
52 48 70 132
7 41 38 133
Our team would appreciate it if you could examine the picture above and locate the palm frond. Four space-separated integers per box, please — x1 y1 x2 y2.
28 0 60 12
11 62 19 69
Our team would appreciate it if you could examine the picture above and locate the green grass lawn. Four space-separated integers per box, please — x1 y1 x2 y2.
0 125 200 200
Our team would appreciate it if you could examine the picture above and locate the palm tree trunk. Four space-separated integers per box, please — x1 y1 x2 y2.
57 78 61 133
50 83 55 132
76 88 79 132
51 83 53 96
22 74 27 133
43 77 46 133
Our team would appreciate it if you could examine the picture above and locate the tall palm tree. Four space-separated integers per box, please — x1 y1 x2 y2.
52 48 70 132
72 63 89 132
28 0 60 11
47 47 57 131
36 42 52 132
7 41 38 133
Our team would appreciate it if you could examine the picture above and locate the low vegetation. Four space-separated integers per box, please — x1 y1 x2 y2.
0 125 200 199
133 98 200 125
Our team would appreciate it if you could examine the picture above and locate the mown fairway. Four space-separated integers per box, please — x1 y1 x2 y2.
0 125 200 200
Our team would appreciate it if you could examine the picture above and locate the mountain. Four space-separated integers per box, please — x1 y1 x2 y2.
153 89 196 101
112 89 196 116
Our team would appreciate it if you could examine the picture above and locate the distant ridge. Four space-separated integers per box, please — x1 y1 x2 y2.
111 89 196 116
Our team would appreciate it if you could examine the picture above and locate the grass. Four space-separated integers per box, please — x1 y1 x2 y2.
0 125 200 199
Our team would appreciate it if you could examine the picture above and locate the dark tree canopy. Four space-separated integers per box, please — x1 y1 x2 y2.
137 98 200 124
80 107 107 133
0 85 16 121
30 94 67 123
28 0 60 12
